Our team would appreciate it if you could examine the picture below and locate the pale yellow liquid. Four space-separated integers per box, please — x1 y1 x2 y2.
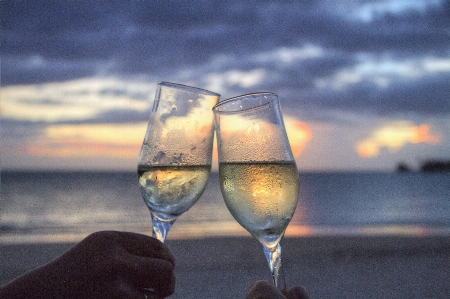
138 165 210 217
219 162 299 246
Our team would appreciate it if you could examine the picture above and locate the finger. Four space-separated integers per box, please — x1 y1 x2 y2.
115 277 160 299
246 280 286 299
286 286 309 299
115 232 175 267
117 255 175 298
138 288 160 299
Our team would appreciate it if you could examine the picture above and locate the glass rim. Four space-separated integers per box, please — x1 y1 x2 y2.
212 92 278 114
158 81 221 97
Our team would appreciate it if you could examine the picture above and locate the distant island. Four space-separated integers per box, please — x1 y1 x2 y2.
396 162 412 172
396 160 450 173
420 160 450 172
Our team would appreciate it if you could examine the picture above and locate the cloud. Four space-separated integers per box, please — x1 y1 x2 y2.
284 117 312 158
204 69 266 95
18 116 311 164
324 0 450 54
345 0 442 22
3 0 449 108
3 0 449 85
356 121 441 158
2 77 153 122
308 55 450 116
26 123 147 159
2 0 449 171
315 56 450 90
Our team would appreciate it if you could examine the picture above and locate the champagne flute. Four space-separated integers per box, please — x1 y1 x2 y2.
138 82 220 242
213 92 299 291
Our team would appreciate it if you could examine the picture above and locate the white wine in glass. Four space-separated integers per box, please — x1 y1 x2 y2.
138 82 220 242
213 92 299 291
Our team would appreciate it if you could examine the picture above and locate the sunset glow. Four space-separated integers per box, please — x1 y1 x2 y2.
284 116 312 158
356 121 441 158
3 0 449 172
212 114 312 164
24 117 311 169
27 123 147 158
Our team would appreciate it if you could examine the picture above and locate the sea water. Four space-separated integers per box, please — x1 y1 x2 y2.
1 171 449 244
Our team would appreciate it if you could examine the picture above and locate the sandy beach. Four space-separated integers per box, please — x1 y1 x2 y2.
1 235 449 298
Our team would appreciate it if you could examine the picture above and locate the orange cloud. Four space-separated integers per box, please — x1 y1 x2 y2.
27 141 140 159
27 123 147 159
356 121 441 158
284 117 312 158
411 124 441 144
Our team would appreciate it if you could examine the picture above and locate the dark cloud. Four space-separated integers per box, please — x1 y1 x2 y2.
379 72 450 115
315 5 450 55
1 55 98 85
3 1 448 63
1 119 47 139
1 108 151 126
293 71 450 118
2 0 449 119
88 109 151 124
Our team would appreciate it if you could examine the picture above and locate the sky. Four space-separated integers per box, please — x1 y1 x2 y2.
1 0 450 172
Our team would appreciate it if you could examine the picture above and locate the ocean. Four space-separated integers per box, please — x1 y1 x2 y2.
1 171 449 244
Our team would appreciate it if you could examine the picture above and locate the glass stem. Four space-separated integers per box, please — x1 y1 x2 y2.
262 242 286 292
151 213 174 243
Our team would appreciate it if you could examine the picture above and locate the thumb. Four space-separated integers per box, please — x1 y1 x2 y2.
285 286 309 299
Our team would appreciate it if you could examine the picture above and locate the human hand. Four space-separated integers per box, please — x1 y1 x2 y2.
246 280 309 299
0 231 175 299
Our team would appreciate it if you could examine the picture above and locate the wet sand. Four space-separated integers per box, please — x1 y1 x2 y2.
1 235 450 298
